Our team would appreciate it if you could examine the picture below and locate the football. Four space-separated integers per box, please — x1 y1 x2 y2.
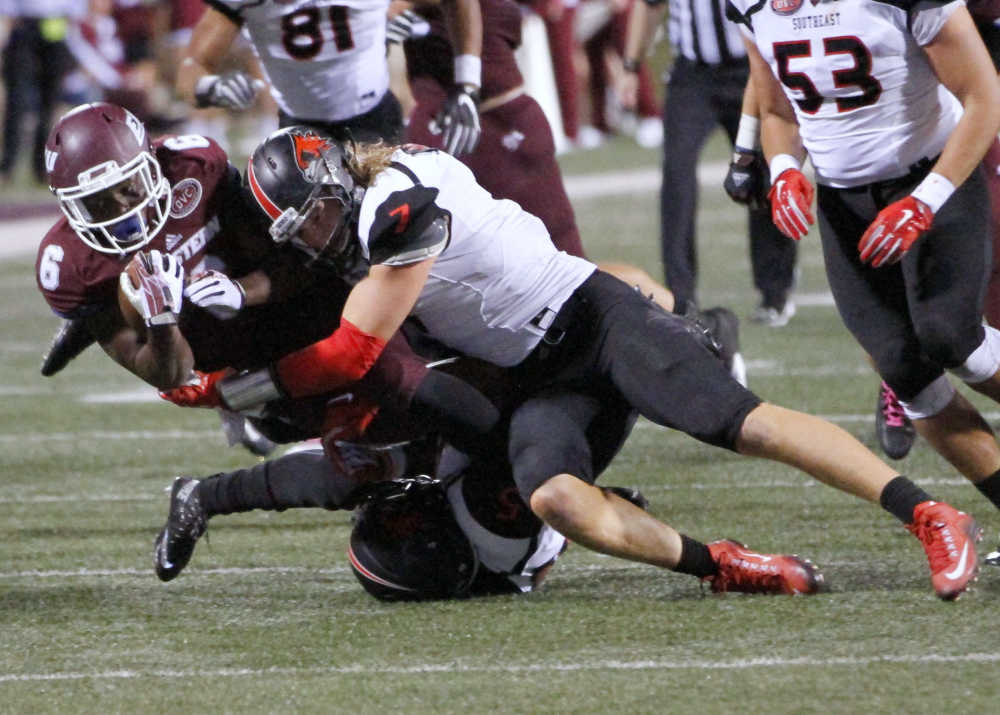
118 258 147 332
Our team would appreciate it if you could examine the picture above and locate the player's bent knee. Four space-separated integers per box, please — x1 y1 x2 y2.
898 374 956 420
528 473 583 525
914 317 982 370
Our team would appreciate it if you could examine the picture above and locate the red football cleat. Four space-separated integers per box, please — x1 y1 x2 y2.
704 539 822 595
906 501 981 601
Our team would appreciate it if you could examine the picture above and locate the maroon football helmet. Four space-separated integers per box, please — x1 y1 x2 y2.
45 103 170 255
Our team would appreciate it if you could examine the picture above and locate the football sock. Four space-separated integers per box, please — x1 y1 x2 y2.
197 449 356 516
973 469 1000 510
674 534 717 578
879 475 933 524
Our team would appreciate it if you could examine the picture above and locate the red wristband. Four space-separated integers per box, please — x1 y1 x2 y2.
276 319 388 398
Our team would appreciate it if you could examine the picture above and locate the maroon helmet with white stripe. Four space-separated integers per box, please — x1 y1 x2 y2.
244 126 358 264
45 103 170 255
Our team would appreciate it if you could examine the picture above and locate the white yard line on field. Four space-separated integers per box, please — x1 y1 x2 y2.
1 652 998 682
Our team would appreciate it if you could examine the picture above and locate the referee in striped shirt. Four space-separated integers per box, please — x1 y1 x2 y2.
621 0 797 327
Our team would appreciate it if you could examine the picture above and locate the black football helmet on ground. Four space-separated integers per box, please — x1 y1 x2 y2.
245 126 359 266
347 476 478 601
45 102 170 255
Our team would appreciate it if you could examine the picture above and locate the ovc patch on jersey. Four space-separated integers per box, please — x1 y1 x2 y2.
772 0 802 15
170 178 203 218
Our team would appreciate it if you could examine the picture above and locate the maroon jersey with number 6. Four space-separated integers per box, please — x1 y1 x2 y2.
36 135 247 320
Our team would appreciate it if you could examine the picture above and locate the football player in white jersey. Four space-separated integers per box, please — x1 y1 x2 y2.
176 0 483 153
730 0 1000 529
169 126 983 599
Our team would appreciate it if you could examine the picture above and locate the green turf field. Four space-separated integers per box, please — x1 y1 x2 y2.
2 132 998 714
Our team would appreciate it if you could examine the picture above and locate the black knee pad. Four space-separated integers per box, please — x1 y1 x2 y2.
913 316 984 370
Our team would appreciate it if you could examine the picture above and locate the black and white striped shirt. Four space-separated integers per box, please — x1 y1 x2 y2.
647 0 747 66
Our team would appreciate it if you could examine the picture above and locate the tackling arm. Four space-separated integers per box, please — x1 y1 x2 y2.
272 258 435 399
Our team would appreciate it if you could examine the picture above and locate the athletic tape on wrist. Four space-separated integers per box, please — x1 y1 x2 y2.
769 154 801 183
454 54 481 89
910 172 955 214
735 114 760 151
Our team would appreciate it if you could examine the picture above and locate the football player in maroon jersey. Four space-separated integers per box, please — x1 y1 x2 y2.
36 102 499 461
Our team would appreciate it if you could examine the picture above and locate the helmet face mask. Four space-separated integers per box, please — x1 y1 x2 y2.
46 103 171 255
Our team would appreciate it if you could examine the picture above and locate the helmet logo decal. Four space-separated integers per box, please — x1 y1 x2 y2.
124 109 144 146
291 132 333 175
44 148 58 173
169 178 202 218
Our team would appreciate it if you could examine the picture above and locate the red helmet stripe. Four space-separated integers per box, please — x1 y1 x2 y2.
347 545 417 592
247 161 282 220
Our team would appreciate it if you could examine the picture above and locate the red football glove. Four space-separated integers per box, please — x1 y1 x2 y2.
768 168 815 240
159 369 230 408
858 196 933 268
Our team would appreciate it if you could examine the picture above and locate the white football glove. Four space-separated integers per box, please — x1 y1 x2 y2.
194 71 265 110
385 9 430 45
120 249 185 326
184 270 246 320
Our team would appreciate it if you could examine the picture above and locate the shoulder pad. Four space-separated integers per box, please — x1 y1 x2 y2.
367 185 450 266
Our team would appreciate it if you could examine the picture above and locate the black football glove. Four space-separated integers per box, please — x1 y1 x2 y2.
723 147 770 211
194 71 262 110
434 85 481 157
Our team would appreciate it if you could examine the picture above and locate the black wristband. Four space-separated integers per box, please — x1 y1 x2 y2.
623 58 641 74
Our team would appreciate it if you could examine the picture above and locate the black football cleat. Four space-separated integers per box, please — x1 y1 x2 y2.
876 381 916 460
154 477 208 582
40 318 97 376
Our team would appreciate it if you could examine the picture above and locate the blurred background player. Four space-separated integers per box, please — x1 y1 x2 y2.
176 0 484 154
0 0 86 185
620 0 798 323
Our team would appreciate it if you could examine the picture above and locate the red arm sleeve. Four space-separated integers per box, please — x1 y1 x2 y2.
275 318 388 398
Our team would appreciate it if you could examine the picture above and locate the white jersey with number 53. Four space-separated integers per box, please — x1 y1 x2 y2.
726 0 963 187
206 0 390 122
